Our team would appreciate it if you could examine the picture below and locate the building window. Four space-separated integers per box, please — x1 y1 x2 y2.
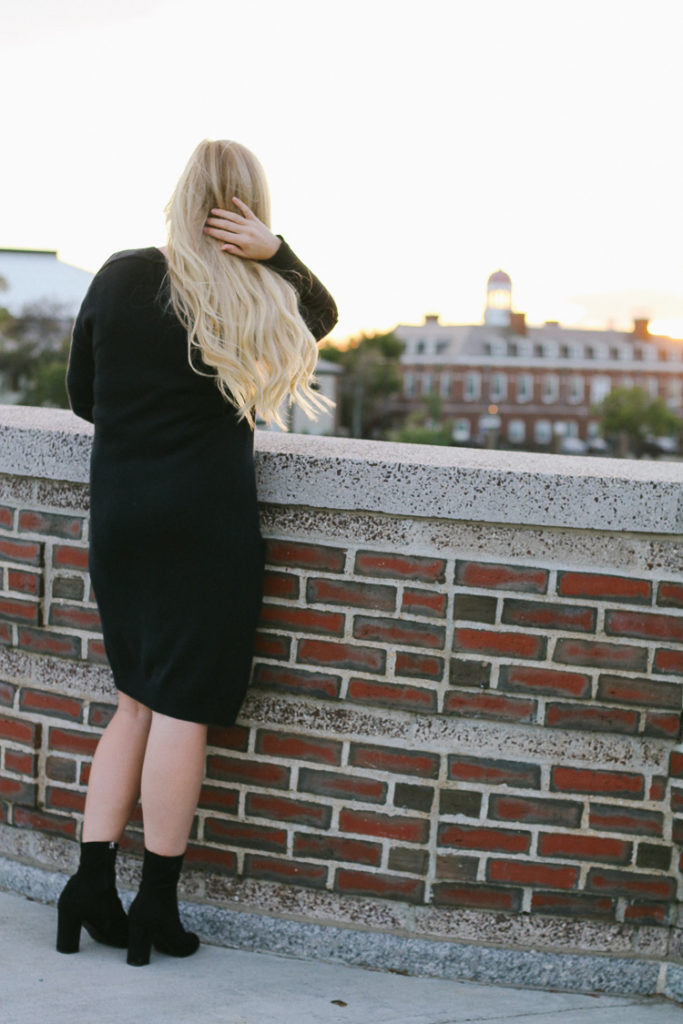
436 339 449 354
590 375 612 404
568 375 584 404
609 347 620 360
667 378 682 405
508 419 526 443
416 340 426 355
490 373 507 402
452 418 471 442
560 345 572 359
534 419 552 445
516 373 533 403
508 342 518 357
585 347 595 359
440 371 451 398
464 372 481 401
534 343 545 357
404 372 414 397
542 374 559 403
647 377 659 399
422 372 432 394
483 342 492 356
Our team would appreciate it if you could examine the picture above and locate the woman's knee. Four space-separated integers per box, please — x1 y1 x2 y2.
116 692 153 721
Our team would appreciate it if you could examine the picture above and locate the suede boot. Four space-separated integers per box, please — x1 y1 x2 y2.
126 846 200 966
56 839 129 953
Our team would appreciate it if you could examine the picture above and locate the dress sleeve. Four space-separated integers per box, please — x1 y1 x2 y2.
66 279 97 423
260 235 338 341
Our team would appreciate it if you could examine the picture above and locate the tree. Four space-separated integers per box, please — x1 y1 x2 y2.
593 386 681 457
319 331 404 438
18 338 70 408
0 301 72 405
387 393 453 445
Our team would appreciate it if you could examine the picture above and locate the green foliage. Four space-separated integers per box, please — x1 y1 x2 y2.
387 393 453 446
18 339 70 407
593 386 681 456
319 331 404 437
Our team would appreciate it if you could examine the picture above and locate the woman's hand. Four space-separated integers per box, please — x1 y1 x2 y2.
203 197 281 260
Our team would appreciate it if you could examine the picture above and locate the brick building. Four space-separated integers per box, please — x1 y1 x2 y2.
392 271 683 450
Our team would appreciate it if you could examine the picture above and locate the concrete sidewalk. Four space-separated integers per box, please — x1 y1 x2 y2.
1 889 681 1024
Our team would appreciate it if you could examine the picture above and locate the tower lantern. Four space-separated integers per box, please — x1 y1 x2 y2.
484 269 512 326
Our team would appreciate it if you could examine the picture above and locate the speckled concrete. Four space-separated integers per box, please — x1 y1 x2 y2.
1 406 681 533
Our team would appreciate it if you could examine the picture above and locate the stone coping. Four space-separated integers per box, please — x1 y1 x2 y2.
0 404 681 534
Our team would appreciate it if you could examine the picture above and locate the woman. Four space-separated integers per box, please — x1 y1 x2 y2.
57 139 338 966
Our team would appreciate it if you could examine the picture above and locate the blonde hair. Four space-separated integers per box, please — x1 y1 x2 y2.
164 139 334 430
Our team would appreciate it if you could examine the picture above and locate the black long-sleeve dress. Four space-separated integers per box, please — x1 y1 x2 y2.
66 238 337 726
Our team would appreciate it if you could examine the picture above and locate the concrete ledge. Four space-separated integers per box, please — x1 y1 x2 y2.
0 404 681 533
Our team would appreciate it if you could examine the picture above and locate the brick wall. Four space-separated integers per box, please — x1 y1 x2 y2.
0 407 681 982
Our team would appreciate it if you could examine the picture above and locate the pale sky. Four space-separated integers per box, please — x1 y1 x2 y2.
2 0 683 341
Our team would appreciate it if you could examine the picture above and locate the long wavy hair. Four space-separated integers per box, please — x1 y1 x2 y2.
164 139 334 430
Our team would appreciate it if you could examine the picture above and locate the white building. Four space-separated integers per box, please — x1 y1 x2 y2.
0 249 93 318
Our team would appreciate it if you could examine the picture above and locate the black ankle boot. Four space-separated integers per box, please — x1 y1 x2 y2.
126 847 200 966
56 840 129 953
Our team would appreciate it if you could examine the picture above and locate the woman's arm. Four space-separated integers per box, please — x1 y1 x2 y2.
204 200 338 341
66 285 96 423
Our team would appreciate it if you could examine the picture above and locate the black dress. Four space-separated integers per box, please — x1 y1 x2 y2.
66 238 337 726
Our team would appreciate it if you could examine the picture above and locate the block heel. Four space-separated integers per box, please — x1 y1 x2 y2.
126 924 153 966
56 904 82 954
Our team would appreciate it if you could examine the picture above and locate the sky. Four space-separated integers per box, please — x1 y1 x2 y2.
2 0 683 342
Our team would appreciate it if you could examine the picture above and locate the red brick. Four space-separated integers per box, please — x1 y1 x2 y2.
443 691 536 723
558 572 651 603
0 681 15 705
455 561 548 593
356 550 446 584
48 726 100 757
19 689 83 722
0 716 40 748
0 506 13 528
197 785 240 813
448 659 491 688
554 638 648 672
353 615 445 650
531 891 615 920
489 794 582 828
297 638 386 674
0 537 42 566
252 663 341 700
206 724 249 750
52 545 89 570
204 817 287 852
538 832 631 864
401 588 447 618
4 749 36 775
292 832 382 865
588 804 663 838
596 673 681 709
297 767 387 804
49 604 102 631
544 703 638 734
307 577 396 611
335 868 425 903
263 571 299 600
606 609 683 643
438 823 530 854
88 702 115 728
502 599 596 633
246 793 332 828
0 622 11 644
87 638 108 664
7 570 43 596
395 651 444 681
623 902 671 926
499 664 591 699
586 867 676 901
347 678 437 712
0 596 40 625
206 754 290 789
454 628 546 660
551 765 644 798
45 786 86 812
45 756 77 783
643 711 680 739
184 843 238 873
658 581 683 609
18 510 83 540
349 743 439 779
0 777 36 803
339 808 429 843
448 755 540 789
18 627 81 658
487 859 579 889
256 730 343 766
434 854 479 881
13 806 76 837
245 854 328 888
258 603 345 636
253 632 291 660
266 540 346 572
431 882 521 911
654 649 683 676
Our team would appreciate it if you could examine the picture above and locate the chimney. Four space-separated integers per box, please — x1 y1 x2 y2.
425 313 439 324
509 311 527 336
633 318 649 340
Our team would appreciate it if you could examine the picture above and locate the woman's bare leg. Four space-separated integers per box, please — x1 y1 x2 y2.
81 692 153 842
139 711 208 857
